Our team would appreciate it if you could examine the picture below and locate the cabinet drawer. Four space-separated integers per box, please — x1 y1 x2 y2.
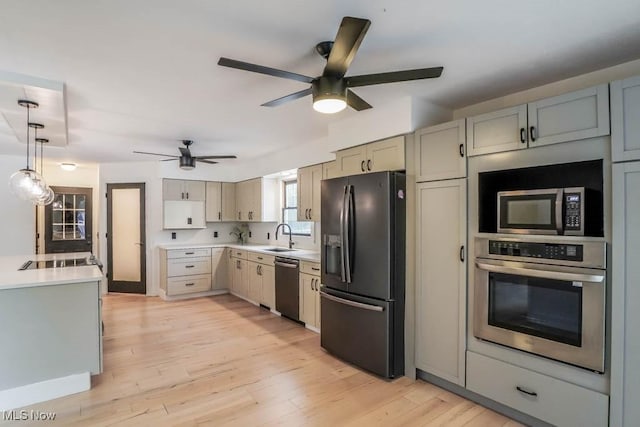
167 257 211 277
466 351 608 427
167 274 211 295
300 261 321 276
230 249 248 259
167 248 212 259
247 251 275 265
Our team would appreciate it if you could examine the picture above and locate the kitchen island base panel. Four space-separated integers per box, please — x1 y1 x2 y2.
0 372 90 412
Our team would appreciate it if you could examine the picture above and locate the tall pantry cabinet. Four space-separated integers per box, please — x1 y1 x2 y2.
414 119 467 386
610 74 640 427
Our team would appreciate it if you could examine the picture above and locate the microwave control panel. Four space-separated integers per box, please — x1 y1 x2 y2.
564 191 583 233
489 240 584 262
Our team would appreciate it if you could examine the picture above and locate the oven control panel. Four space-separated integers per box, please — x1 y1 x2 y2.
489 240 584 261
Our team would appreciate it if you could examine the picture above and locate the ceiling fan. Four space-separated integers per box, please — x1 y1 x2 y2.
217 16 443 114
133 140 237 170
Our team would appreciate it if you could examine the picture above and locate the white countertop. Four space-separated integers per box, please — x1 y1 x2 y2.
158 242 321 263
0 252 104 291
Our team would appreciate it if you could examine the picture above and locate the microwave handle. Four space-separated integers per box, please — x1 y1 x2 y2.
475 261 604 283
555 190 563 235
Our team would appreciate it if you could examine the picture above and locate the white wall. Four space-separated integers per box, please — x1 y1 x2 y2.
0 155 36 255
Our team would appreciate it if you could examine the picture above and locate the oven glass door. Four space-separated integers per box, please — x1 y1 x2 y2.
488 272 582 346
474 258 605 372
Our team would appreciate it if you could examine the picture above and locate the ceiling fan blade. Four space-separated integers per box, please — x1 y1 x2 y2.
261 87 313 107
346 89 372 111
346 67 444 88
218 57 314 84
197 159 218 165
133 151 180 158
179 147 191 157
196 155 237 160
161 158 177 162
324 17 371 78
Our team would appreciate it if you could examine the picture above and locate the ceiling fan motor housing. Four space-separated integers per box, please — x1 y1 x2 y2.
312 76 347 103
179 156 195 170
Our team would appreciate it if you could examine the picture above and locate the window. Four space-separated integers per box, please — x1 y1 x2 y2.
282 180 312 236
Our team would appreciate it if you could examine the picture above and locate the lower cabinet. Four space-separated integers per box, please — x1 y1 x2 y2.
299 261 321 329
247 252 276 309
230 249 248 298
415 178 467 386
160 248 212 296
211 248 227 291
467 351 609 427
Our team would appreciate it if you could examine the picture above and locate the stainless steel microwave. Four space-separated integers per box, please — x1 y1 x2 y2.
497 187 585 236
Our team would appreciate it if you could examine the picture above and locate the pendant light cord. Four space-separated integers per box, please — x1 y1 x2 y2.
26 105 31 170
34 127 38 174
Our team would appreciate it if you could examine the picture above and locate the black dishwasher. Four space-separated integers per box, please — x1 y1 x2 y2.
275 257 300 321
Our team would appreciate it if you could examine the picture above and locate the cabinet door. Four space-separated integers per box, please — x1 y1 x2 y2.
221 182 236 221
250 178 263 221
611 162 640 427
415 120 466 182
297 167 313 221
299 273 316 326
232 258 248 297
415 179 467 386
235 181 248 221
322 160 341 179
612 76 640 162
366 135 405 172
226 249 234 290
163 179 185 201
467 105 528 156
261 264 275 309
248 261 262 303
336 145 367 176
528 84 609 149
211 248 226 290
163 201 206 229
314 280 320 328
205 182 222 222
184 180 206 201
309 164 323 221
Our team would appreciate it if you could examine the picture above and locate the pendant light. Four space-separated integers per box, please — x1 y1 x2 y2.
35 136 54 205
9 100 44 200
28 122 48 202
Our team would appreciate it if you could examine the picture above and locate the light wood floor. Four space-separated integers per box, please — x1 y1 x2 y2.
11 294 523 426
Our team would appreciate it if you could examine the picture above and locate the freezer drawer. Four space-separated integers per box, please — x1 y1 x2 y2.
320 288 397 378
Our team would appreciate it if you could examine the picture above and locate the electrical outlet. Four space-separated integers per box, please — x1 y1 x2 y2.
213 231 218 238
171 232 176 240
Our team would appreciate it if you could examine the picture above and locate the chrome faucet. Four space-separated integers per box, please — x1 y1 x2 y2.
274 223 294 249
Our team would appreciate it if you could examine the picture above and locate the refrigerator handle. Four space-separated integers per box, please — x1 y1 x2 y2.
339 185 348 282
344 184 353 284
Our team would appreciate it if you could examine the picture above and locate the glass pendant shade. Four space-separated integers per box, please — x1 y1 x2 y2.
35 186 55 206
9 168 43 200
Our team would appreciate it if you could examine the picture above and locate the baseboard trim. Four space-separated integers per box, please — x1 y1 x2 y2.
0 372 90 411
417 370 553 427
159 289 229 301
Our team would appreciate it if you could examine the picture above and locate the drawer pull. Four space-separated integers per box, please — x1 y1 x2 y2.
516 386 538 397
185 252 195 255
257 257 263 260
311 267 320 271
185 265 195 268
185 283 195 287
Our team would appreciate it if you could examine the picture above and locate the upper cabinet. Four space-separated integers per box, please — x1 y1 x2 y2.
221 182 236 221
235 178 278 222
467 84 610 156
415 119 466 182
163 179 205 201
297 164 322 222
322 160 340 180
335 135 405 176
205 181 222 222
611 75 640 162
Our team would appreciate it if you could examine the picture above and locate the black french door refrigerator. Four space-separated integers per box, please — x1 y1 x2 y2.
320 171 405 378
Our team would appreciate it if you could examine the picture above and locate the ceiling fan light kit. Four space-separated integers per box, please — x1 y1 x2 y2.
312 76 347 113
217 16 443 114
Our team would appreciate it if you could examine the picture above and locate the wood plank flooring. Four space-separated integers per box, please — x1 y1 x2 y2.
9 294 523 426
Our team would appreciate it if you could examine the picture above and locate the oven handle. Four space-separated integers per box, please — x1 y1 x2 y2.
475 261 605 283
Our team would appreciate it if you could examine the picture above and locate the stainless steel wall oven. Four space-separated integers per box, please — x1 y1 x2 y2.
473 236 606 372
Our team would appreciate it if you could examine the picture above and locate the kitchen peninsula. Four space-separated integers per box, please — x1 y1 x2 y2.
0 252 103 411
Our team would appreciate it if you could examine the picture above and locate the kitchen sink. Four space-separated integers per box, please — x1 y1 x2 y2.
264 248 296 252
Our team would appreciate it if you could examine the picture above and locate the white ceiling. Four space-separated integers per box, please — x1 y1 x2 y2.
0 0 639 165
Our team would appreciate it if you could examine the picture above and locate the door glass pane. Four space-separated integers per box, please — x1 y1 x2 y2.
51 193 87 241
488 272 582 346
112 188 141 282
